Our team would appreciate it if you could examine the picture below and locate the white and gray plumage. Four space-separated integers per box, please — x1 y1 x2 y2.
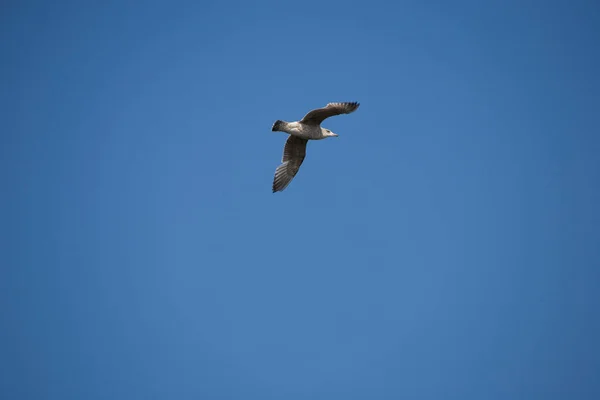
271 102 360 193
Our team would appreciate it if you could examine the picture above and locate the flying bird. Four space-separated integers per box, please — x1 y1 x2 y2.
271 102 360 192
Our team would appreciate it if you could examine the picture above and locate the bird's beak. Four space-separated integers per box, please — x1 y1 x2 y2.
333 134 339 137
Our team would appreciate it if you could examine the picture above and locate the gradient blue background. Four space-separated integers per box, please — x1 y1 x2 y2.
2 1 599 399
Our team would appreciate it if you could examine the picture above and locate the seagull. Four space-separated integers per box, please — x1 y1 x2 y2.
271 102 360 192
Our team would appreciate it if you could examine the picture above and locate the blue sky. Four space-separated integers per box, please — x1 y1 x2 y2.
1 1 599 399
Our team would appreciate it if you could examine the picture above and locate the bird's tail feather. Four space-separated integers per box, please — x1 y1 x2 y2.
272 120 284 132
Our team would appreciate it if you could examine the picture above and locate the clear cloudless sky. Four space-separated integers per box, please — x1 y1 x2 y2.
1 0 599 399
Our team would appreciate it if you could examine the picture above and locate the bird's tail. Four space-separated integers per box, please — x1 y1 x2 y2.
272 120 284 132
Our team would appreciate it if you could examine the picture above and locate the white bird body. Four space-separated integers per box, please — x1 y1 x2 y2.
272 121 331 140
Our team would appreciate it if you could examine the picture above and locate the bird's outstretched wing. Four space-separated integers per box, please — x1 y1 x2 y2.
272 135 308 193
300 102 360 125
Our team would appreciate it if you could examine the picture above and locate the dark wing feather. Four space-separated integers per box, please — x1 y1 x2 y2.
272 136 308 193
300 102 360 125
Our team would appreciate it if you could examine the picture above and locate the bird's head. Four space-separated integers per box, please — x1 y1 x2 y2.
323 129 339 138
